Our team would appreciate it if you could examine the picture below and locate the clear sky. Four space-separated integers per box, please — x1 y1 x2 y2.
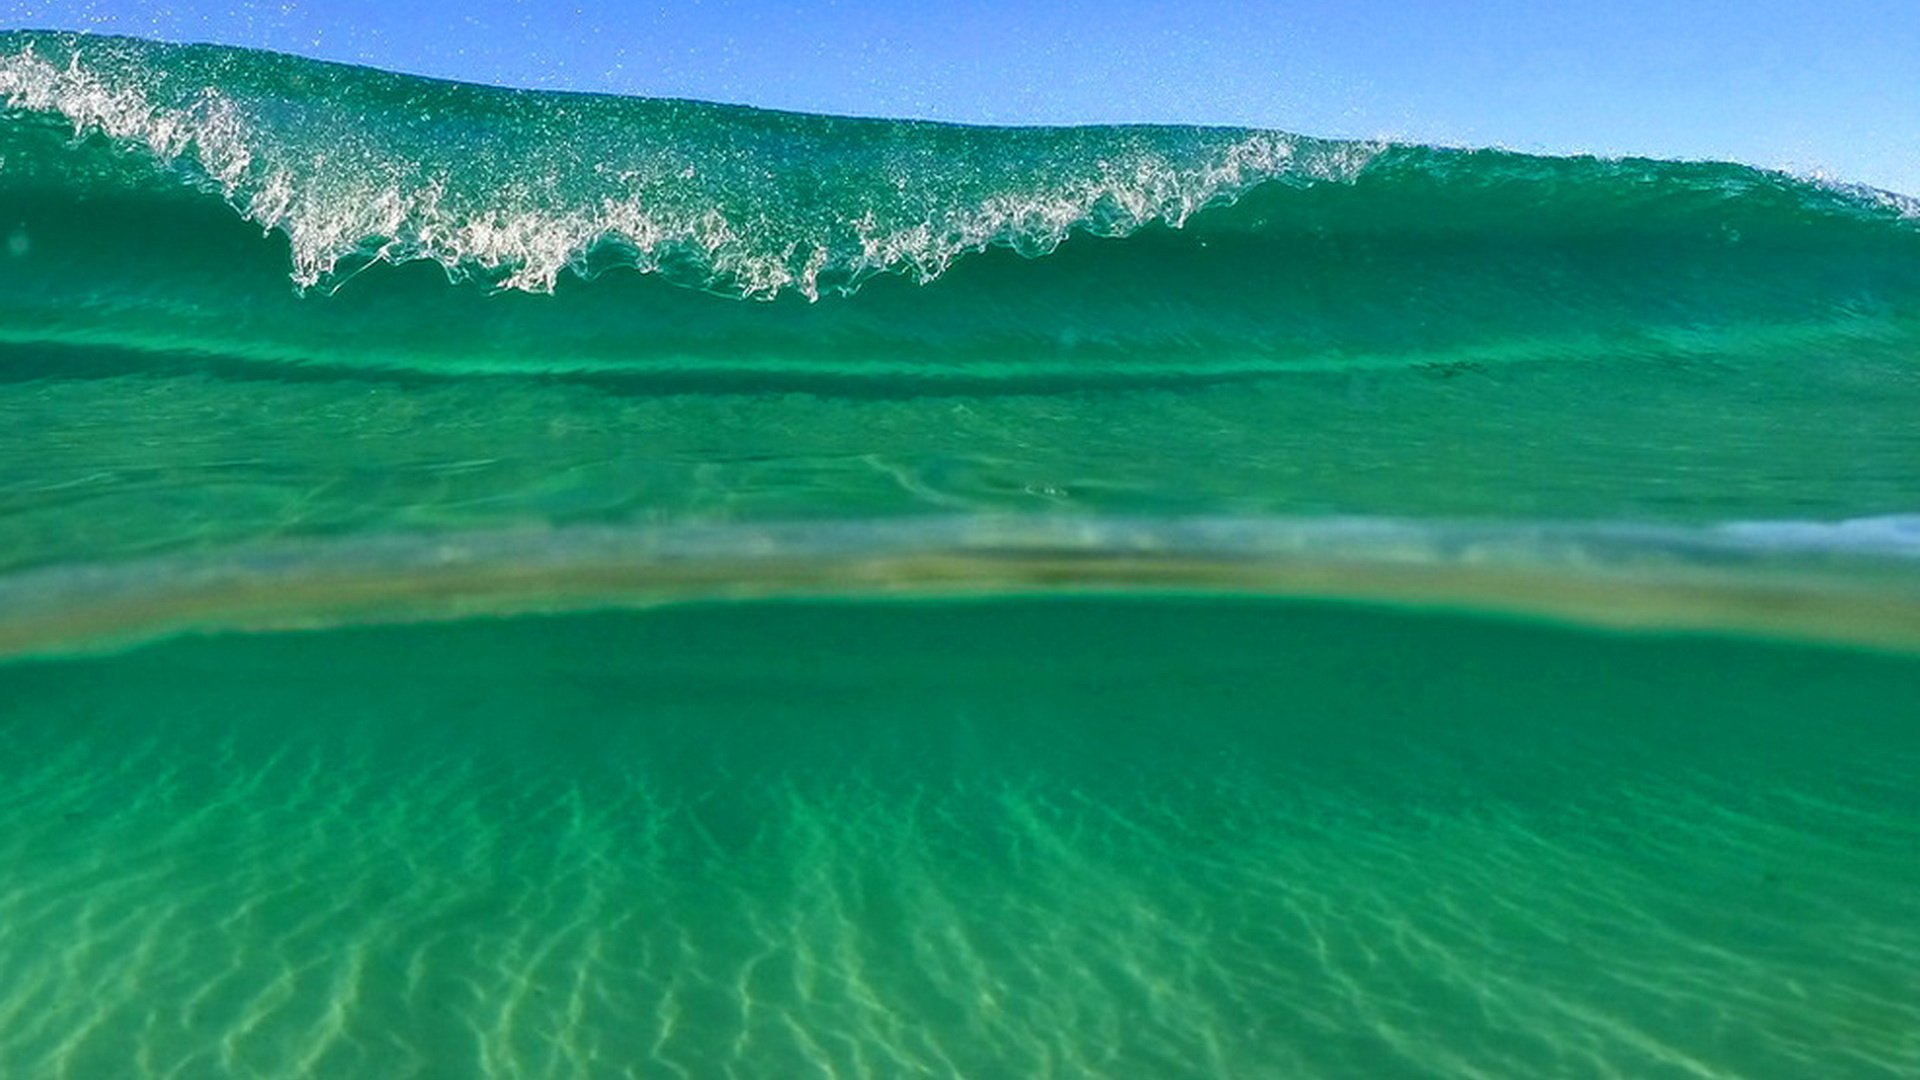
4 1 1917 195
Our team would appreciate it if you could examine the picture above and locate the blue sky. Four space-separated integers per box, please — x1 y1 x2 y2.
5 1 1917 194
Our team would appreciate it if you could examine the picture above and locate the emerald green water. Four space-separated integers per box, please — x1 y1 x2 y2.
3 30 1920 1077
3 599 1917 1077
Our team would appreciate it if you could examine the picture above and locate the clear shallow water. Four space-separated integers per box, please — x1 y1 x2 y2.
3 599 1918 1078
3 30 1920 1078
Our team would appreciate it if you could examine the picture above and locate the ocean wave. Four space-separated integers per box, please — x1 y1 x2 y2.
0 31 1917 394
0 30 1377 298
6 31 1917 305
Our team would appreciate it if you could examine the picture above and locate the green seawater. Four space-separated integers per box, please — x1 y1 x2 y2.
4 601 1919 1077
2 30 1919 1078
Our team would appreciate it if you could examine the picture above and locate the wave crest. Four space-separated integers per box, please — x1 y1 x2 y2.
0 32 1379 298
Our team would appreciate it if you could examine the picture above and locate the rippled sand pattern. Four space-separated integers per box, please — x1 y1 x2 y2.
1 599 1916 1078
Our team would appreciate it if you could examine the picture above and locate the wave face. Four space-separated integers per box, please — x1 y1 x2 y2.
1 30 1919 650
2 30 1918 385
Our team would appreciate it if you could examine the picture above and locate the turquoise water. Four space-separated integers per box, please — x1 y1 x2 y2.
1 30 1918 1077
4 601 1918 1077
